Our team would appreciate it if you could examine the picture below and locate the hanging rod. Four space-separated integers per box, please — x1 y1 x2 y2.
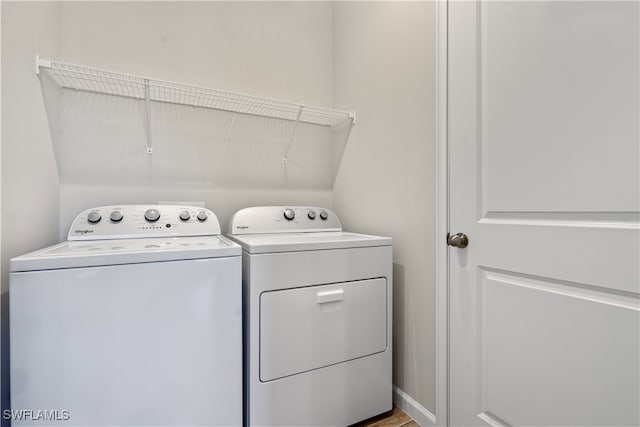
35 56 356 129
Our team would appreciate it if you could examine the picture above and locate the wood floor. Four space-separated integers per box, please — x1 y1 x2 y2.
351 405 418 427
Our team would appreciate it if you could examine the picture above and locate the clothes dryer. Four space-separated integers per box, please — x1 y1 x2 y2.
10 205 242 426
227 206 392 426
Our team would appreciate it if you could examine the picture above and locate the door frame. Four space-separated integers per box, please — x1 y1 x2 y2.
401 4 450 423
434 0 449 426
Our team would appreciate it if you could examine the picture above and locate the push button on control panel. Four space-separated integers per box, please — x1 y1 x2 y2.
197 210 208 222
87 211 102 224
144 209 161 222
283 208 295 221
110 210 123 222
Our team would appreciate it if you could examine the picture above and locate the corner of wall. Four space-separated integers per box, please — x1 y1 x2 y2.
330 1 437 415
393 385 436 426
1 2 62 422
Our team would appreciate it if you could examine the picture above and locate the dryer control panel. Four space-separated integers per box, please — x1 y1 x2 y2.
228 206 342 235
68 205 221 240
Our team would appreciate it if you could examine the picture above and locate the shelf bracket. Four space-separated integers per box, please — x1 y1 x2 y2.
35 55 52 76
143 79 153 154
282 107 303 164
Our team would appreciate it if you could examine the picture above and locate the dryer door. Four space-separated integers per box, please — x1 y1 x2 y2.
259 277 387 382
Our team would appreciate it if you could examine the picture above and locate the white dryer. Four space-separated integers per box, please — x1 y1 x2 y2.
227 206 392 426
10 205 242 426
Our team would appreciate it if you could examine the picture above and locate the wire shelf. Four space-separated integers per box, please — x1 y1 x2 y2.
36 56 354 190
37 57 355 128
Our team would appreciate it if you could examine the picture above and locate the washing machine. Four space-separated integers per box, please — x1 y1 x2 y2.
10 205 242 426
227 206 392 426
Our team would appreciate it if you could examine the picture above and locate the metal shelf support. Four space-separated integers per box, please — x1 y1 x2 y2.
143 79 153 154
282 107 303 165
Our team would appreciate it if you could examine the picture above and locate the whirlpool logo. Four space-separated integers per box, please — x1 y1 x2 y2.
74 229 94 235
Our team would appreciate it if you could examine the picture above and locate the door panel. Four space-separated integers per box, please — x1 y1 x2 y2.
259 278 387 382
482 269 639 426
449 1 640 425
479 2 639 213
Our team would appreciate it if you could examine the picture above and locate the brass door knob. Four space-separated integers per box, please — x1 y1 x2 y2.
447 232 469 248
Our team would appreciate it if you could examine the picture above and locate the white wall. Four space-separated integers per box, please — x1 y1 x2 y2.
1 1 61 419
55 1 335 234
332 1 436 415
59 2 333 103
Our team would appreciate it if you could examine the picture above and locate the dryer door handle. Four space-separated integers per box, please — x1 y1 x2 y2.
316 289 344 304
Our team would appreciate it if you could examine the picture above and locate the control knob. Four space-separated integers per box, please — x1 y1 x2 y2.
144 208 161 222
179 211 191 221
110 210 123 222
283 208 295 221
307 210 316 220
197 210 208 222
87 211 101 224
319 210 328 220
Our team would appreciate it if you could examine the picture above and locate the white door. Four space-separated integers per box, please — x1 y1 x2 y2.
448 1 639 426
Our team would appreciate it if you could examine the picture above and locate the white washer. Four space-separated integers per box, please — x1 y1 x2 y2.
227 206 392 426
10 205 242 426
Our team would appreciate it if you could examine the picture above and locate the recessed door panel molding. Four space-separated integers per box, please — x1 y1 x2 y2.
475 2 639 216
478 269 639 426
472 225 639 295
479 267 639 310
479 211 640 230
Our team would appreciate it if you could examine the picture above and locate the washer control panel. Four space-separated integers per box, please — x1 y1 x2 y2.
68 205 221 240
228 206 342 235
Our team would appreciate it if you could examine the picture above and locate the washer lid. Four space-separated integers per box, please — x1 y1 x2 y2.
226 231 391 254
10 236 240 272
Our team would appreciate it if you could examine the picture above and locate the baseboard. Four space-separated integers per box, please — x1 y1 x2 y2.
392 385 437 427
